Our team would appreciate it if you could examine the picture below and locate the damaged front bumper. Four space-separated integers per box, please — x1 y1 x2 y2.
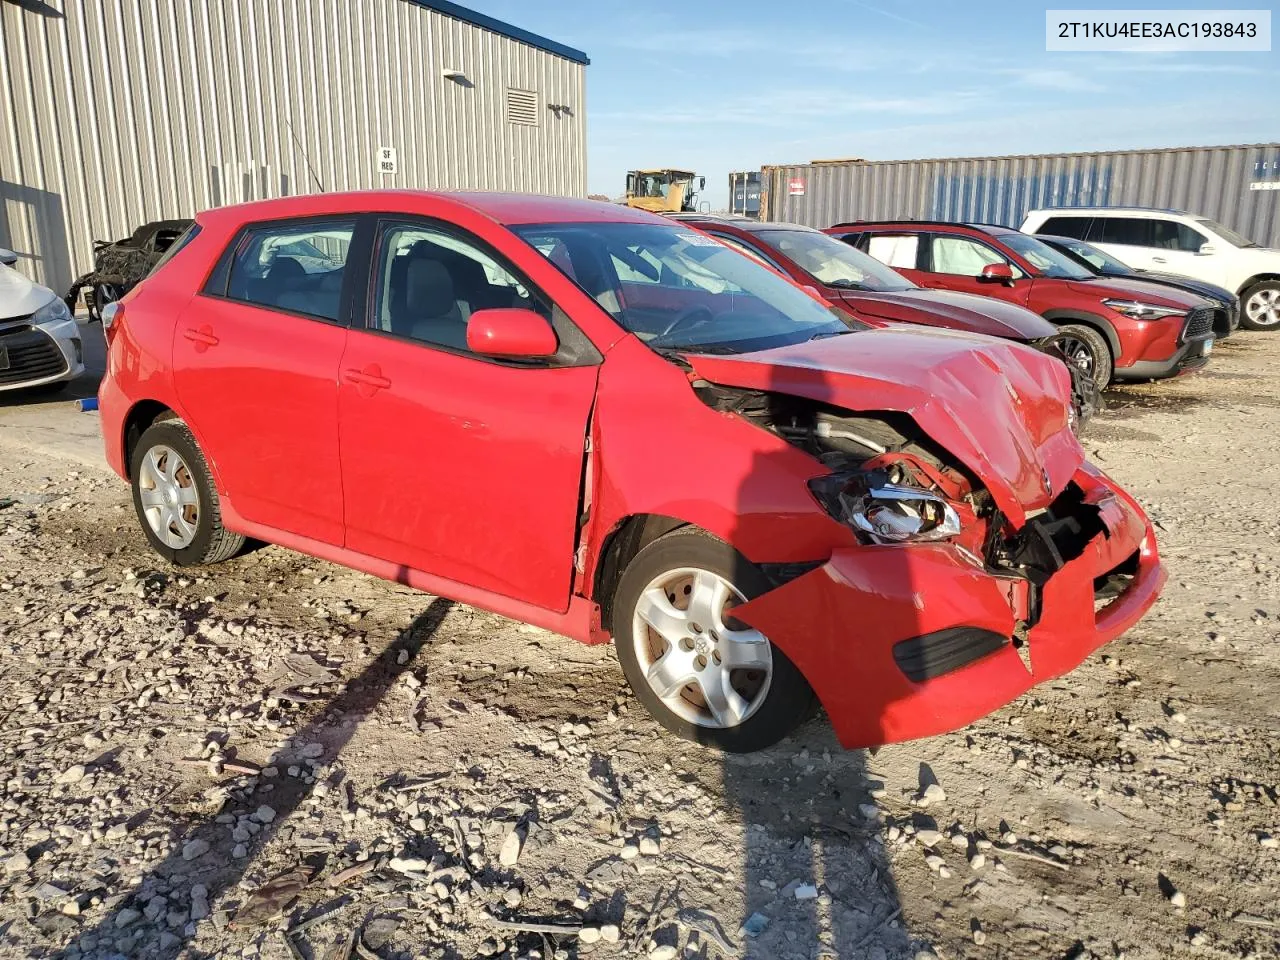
732 465 1165 749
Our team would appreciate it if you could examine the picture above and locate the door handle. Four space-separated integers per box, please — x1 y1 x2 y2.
1151 256 1167 264
182 325 219 347
342 366 392 390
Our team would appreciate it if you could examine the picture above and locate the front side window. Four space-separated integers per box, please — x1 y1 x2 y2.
864 233 919 270
224 219 355 321
372 222 548 352
513 221 853 355
930 236 1009 276
1150 219 1208 253
759 228 914 291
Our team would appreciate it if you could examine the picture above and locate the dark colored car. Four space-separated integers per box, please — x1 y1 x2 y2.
671 214 1098 428
67 219 193 322
1035 234 1238 338
828 221 1219 388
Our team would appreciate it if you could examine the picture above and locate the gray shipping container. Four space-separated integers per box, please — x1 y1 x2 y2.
729 170 761 218
762 143 1280 246
0 0 588 294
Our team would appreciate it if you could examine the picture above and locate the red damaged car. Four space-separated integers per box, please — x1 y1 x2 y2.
98 192 1165 752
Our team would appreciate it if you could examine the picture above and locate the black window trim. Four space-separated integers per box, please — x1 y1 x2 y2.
358 214 602 369
199 214 364 328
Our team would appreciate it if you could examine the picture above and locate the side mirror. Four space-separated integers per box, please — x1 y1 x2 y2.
1198 243 1217 256
699 177 706 190
0 248 17 266
979 262 1014 283
466 308 558 359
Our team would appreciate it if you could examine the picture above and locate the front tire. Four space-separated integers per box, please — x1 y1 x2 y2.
130 419 244 566
1240 281 1280 331
612 529 816 752
1047 323 1113 388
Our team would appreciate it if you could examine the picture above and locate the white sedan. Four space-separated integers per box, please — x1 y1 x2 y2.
0 248 84 394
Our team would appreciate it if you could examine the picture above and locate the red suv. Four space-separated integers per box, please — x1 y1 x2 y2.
98 192 1165 752
827 221 1217 387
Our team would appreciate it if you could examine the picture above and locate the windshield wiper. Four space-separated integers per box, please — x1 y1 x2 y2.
823 279 864 289
807 329 850 341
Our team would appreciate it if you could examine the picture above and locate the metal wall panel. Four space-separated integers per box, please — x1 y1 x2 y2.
763 144 1280 248
0 0 587 293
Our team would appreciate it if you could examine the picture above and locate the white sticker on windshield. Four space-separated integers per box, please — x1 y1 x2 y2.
676 232 722 247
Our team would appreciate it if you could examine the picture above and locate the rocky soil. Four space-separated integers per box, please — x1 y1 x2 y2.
0 331 1277 960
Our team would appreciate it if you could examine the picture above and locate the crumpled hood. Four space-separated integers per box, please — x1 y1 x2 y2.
1064 276 1206 309
0 263 57 321
837 288 1056 341
686 326 1085 526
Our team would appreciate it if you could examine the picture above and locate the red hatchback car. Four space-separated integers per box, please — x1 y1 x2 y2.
99 192 1166 752
828 221 1217 387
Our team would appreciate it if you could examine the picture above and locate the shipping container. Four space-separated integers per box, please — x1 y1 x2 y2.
728 170 761 218
760 143 1280 247
0 0 589 294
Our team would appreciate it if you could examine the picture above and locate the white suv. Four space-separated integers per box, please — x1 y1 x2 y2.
1020 207 1280 331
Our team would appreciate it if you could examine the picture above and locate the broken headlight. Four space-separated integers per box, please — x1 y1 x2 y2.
809 470 962 544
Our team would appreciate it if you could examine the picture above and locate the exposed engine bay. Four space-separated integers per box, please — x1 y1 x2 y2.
693 381 1107 624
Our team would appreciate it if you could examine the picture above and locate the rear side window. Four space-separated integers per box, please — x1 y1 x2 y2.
221 219 356 321
146 223 201 278
1039 216 1093 239
865 233 919 269
1093 217 1154 247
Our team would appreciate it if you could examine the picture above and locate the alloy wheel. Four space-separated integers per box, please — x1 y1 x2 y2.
1051 334 1095 376
631 567 773 729
137 444 200 549
1245 287 1280 328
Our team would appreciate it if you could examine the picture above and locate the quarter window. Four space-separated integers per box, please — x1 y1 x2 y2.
224 220 355 321
372 223 549 353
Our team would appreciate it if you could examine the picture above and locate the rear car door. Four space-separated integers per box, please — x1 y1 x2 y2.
919 234 1032 306
172 217 357 546
336 217 599 611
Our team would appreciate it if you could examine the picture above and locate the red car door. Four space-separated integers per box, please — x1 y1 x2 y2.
919 234 1033 307
337 218 598 612
171 217 358 545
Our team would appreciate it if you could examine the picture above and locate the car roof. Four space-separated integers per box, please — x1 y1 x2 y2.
1026 206 1190 217
194 190 666 228
671 214 821 235
831 220 1018 236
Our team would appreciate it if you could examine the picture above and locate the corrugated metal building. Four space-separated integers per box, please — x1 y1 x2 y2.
0 0 589 293
761 144 1280 246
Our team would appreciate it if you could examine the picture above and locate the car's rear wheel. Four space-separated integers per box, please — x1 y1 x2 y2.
1047 323 1113 388
130 419 244 566
612 529 816 752
1240 281 1280 331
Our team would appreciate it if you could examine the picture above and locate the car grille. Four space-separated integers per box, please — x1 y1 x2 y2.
0 325 68 386
1182 308 1215 341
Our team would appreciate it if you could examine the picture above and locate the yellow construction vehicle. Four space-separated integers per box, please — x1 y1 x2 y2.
624 169 706 213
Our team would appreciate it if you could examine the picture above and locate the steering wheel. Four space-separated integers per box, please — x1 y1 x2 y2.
656 305 714 339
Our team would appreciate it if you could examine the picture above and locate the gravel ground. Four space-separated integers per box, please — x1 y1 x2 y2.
0 329 1277 960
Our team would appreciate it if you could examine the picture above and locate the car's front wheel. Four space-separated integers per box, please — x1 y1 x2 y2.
1241 281 1280 331
1047 323 1113 388
130 419 244 566
613 529 816 752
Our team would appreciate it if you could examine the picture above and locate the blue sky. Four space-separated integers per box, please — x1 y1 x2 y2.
469 0 1279 208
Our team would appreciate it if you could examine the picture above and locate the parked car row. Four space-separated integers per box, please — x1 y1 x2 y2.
97 191 1165 753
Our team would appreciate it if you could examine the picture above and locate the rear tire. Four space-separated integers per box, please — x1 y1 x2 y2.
612 528 816 752
1240 281 1280 331
130 419 244 566
1047 323 1113 388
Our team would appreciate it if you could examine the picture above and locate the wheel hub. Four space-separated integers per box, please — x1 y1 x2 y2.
137 444 200 550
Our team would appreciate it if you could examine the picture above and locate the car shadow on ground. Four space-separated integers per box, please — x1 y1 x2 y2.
51 596 455 960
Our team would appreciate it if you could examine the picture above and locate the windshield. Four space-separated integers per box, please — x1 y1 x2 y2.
513 221 853 354
1196 217 1256 248
756 229 915 292
1049 236 1133 275
999 233 1094 279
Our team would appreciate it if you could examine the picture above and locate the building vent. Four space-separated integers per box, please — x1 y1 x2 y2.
506 88 539 126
